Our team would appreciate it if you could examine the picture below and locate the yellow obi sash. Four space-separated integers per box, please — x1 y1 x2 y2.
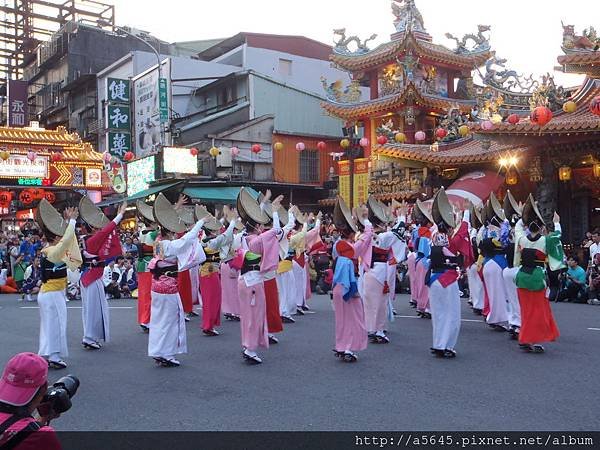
41 277 67 293
277 260 293 274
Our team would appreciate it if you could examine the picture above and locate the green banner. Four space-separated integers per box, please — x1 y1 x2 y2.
107 131 132 160
107 78 130 103
106 104 131 130
159 77 168 124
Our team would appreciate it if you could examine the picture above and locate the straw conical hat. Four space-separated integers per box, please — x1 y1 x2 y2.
258 192 289 225
367 195 392 226
136 200 155 223
470 203 483 229
485 192 505 223
177 206 195 226
431 188 456 228
333 195 357 233
194 204 221 232
414 198 434 224
522 193 544 227
503 190 522 223
153 193 186 233
79 195 109 229
291 206 307 225
237 187 269 226
35 198 67 237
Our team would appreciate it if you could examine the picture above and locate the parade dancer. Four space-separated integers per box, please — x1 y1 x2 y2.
36 200 82 369
427 190 473 358
273 206 297 324
148 194 206 367
289 208 322 315
331 197 372 362
234 187 282 363
502 190 523 339
513 195 563 353
79 197 127 350
466 205 485 315
480 194 510 331
414 200 434 319
220 207 244 322
198 205 238 336
363 197 407 344
136 200 158 332
406 219 420 308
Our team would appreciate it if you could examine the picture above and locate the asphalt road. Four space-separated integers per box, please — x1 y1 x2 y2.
0 292 599 431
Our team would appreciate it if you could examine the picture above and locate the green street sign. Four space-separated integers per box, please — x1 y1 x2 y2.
159 77 168 123
106 104 131 130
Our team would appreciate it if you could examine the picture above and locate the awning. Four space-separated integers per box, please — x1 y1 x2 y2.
97 181 184 206
183 186 259 203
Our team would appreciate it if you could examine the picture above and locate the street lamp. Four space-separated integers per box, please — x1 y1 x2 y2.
342 126 363 209
98 20 167 177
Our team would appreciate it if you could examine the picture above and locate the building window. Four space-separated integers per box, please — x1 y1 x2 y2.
217 84 234 106
299 149 319 183
278 58 292 76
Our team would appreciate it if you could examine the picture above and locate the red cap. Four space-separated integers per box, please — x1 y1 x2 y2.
0 353 48 406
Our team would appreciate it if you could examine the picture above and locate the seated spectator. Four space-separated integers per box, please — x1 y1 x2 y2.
102 259 122 299
587 253 600 305
0 264 19 294
557 256 588 303
317 265 333 294
119 258 137 298
122 237 138 259
21 257 42 302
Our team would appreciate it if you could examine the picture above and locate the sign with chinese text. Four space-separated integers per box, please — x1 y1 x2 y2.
107 132 132 160
0 154 49 179
106 105 131 130
18 178 51 186
353 158 369 207
163 147 198 174
159 78 168 123
7 80 28 127
133 59 170 157
106 78 130 103
127 155 156 197
338 160 350 207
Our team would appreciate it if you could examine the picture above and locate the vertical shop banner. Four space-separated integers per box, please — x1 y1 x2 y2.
338 160 351 207
353 158 369 207
106 105 131 130
7 80 28 127
106 78 131 103
133 59 170 158
107 132 132 160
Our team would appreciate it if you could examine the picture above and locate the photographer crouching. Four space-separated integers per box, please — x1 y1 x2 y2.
0 353 79 449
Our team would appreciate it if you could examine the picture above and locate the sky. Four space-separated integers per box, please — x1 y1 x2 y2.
111 0 599 87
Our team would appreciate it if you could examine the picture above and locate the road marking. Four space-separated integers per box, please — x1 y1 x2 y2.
20 306 133 310
395 315 482 323
588 327 600 331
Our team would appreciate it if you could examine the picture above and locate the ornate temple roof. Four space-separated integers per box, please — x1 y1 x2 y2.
473 78 600 136
375 137 520 165
557 52 600 77
321 83 475 120
0 125 83 148
330 32 493 73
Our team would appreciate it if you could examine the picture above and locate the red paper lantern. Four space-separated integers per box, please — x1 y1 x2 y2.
51 152 62 162
0 190 12 207
190 147 199 156
124 151 134 161
435 128 448 139
317 141 327 151
44 191 56 203
590 95 600 116
530 106 553 126
30 188 45 200
19 190 33 205
251 144 262 154
377 135 388 145
507 114 520 125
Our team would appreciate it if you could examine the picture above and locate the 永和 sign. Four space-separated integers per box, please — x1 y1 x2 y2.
7 80 28 128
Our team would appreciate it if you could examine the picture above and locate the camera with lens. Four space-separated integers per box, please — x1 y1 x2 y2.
41 375 80 415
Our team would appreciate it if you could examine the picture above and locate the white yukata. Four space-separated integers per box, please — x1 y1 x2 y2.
273 210 297 319
148 220 206 361
38 219 82 363
466 226 485 312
